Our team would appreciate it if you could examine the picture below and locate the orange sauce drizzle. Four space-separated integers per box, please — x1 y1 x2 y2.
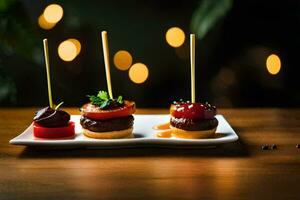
153 122 173 138
153 122 170 130
156 130 172 138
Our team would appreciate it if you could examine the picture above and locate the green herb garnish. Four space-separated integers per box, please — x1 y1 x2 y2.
88 91 124 109
55 101 64 110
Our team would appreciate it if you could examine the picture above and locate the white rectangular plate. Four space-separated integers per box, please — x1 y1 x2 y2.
10 114 238 148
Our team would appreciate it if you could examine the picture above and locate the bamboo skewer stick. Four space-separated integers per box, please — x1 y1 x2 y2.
42 39 54 108
101 31 113 99
190 34 196 103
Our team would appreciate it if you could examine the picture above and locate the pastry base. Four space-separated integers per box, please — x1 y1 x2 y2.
170 126 216 139
83 127 133 139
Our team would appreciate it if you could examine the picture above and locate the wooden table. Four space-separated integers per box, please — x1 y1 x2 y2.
0 108 300 200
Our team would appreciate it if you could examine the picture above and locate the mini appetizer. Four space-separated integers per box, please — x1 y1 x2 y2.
81 31 136 139
80 91 135 139
155 34 218 139
33 38 75 139
33 104 75 138
169 100 218 139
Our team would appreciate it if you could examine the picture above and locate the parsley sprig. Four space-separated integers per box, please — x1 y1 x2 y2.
88 91 124 109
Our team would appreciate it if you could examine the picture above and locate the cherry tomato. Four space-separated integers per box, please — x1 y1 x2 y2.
33 122 75 138
81 100 135 120
170 103 216 120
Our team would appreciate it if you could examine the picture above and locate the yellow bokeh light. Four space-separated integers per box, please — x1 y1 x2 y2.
113 50 133 70
266 54 281 75
165 27 185 48
38 14 56 30
129 63 149 84
67 39 81 55
43 4 63 24
58 40 78 62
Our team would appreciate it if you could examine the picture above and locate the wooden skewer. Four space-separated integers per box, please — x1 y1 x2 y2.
42 39 54 108
101 31 113 99
190 34 196 103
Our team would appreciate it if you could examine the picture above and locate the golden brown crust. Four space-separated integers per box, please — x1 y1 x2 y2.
83 128 133 139
170 126 216 139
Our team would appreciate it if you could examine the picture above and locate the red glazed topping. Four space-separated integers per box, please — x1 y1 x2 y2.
80 100 135 120
170 102 217 120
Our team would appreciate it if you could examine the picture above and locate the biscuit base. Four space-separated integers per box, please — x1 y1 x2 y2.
170 126 216 139
83 127 133 139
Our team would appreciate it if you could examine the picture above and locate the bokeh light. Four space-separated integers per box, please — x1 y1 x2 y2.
58 40 80 62
165 27 185 48
129 63 149 84
113 50 133 70
38 14 56 30
266 54 281 75
68 39 81 55
43 4 63 24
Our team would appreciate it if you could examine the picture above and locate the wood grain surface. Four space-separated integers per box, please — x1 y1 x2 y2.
0 108 300 200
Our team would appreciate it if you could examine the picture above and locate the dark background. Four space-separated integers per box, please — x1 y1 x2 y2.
0 0 299 108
